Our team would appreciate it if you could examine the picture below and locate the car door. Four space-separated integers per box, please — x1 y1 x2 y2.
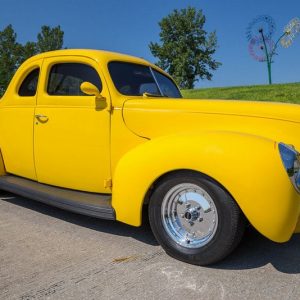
34 56 111 193
0 61 42 180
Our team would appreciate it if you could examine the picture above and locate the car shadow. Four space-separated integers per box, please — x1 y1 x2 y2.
212 226 300 274
0 192 158 246
1 193 300 274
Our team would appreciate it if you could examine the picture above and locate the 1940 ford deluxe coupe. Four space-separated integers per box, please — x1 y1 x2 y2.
0 49 299 265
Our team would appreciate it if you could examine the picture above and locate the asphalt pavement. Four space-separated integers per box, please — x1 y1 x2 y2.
1 191 300 300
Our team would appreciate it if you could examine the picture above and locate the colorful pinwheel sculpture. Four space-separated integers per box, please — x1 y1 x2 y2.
247 16 300 84
281 18 300 48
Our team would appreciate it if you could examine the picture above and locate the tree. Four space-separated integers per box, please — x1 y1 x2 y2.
0 25 64 96
0 25 22 95
20 41 38 62
37 25 64 53
149 7 221 89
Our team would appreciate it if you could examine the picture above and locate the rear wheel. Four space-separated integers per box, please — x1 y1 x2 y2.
148 171 246 265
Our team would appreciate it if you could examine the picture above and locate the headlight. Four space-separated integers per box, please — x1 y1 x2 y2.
278 142 300 193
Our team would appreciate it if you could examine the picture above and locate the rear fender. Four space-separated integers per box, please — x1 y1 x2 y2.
0 149 6 176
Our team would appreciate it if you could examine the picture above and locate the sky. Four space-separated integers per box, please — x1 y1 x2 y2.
0 0 299 88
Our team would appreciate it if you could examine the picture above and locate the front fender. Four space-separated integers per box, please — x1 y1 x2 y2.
112 131 300 242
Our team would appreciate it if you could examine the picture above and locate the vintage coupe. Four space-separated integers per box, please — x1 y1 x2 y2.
0 49 299 265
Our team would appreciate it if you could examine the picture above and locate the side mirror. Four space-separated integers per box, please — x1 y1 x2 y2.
80 81 107 110
80 81 101 97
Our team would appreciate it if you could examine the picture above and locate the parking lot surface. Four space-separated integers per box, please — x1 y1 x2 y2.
1 192 300 300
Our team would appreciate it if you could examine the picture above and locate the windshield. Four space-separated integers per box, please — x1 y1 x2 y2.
108 61 182 98
152 69 182 98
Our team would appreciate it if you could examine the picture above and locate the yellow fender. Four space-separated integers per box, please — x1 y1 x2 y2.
0 150 6 176
112 131 300 242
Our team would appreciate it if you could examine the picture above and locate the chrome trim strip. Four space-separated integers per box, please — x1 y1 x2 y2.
149 67 164 96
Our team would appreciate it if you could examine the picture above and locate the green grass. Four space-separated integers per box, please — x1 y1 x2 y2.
181 82 300 104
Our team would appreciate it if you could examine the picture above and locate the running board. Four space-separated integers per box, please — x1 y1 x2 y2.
0 175 115 220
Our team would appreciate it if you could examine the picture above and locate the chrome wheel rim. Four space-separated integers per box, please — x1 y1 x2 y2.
161 183 218 248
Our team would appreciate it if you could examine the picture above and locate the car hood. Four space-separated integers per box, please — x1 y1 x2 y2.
122 98 300 150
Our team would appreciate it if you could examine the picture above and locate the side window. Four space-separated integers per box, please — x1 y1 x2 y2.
47 63 102 96
18 68 40 96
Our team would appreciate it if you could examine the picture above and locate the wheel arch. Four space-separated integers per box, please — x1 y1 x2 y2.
143 169 236 204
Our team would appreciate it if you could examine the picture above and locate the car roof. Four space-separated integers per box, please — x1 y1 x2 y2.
25 49 172 80
27 49 151 67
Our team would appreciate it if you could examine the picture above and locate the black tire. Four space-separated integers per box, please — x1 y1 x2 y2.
148 171 246 266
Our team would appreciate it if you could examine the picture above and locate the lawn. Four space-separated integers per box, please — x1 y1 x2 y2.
181 82 300 104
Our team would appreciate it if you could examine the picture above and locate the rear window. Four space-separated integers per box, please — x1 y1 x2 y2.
18 68 39 96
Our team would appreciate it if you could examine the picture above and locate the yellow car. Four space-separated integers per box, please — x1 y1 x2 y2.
0 49 299 265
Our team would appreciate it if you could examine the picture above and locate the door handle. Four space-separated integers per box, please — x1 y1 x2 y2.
35 114 49 122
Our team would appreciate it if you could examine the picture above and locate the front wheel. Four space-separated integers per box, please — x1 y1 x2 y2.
148 171 246 266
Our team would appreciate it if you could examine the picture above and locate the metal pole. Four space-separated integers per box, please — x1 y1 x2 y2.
259 29 272 85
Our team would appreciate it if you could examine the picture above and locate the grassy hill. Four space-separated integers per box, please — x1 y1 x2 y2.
181 82 300 104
